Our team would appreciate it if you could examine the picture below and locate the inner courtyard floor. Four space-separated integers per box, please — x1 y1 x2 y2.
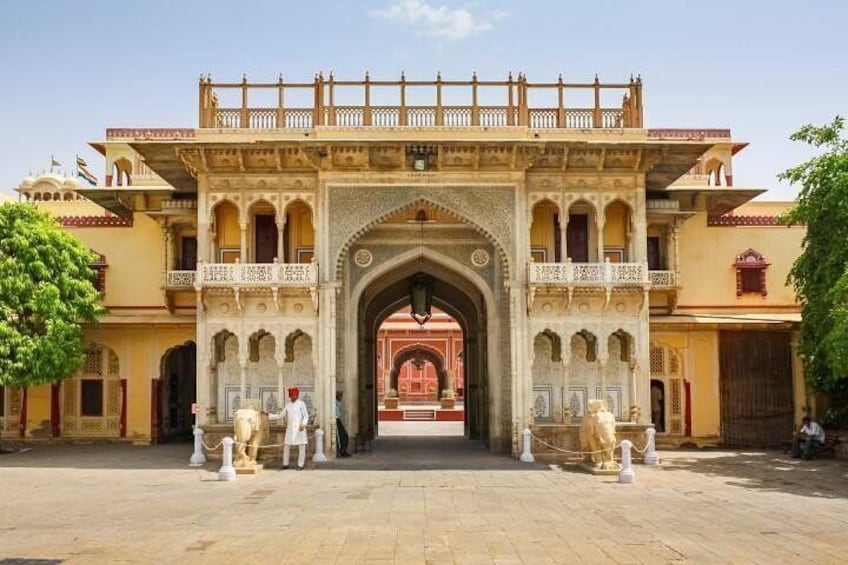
1 441 847 564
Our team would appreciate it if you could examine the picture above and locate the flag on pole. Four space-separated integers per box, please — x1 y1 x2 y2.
50 155 61 171
76 155 98 186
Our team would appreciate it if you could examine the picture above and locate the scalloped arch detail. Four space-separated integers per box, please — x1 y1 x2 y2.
335 197 510 279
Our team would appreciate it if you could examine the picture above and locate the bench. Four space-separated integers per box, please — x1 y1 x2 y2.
818 429 841 458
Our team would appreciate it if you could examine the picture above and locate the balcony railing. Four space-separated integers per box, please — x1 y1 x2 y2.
529 262 649 286
648 270 677 288
199 73 644 130
198 262 317 286
165 262 318 289
166 270 196 288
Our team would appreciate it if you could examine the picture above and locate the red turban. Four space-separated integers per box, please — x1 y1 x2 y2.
288 387 299 398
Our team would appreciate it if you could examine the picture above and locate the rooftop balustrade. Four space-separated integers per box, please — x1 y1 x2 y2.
199 73 643 130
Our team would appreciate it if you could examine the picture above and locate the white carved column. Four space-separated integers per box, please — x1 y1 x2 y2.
276 213 286 262
633 190 647 264
670 222 681 275
596 213 605 263
317 282 339 454
560 348 571 422
195 302 210 426
597 336 609 409
239 222 248 263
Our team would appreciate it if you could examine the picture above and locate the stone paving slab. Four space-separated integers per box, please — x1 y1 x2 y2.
1 439 848 564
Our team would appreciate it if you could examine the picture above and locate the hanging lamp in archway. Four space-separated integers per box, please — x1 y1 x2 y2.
410 273 433 325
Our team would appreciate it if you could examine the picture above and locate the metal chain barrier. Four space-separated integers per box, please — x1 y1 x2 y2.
529 430 651 456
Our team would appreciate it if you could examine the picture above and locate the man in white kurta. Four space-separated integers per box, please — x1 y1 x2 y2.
282 387 309 470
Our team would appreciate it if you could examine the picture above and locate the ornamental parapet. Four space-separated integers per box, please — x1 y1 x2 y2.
528 261 649 287
647 270 677 288
197 261 317 287
164 262 317 290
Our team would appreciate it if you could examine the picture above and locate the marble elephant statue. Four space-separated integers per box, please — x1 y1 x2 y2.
580 399 618 470
233 407 266 468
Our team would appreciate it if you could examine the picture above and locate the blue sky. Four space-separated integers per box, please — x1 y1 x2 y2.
1 0 845 199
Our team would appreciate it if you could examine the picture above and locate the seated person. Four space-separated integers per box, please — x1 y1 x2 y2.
790 416 826 460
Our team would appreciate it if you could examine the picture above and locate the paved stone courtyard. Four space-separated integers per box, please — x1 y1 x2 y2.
2 438 848 564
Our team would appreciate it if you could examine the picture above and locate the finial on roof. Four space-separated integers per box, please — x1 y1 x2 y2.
401 70 406 81
365 70 370 80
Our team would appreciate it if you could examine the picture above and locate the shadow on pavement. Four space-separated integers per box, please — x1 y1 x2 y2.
0 443 195 470
0 436 547 472
319 436 547 471
660 449 848 499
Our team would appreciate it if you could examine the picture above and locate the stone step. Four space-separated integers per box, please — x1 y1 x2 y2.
404 409 437 421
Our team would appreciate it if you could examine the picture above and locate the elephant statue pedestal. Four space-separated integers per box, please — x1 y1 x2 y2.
233 406 269 475
579 399 621 476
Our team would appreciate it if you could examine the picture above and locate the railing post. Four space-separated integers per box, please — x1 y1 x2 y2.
593 75 601 128
557 73 564 128
198 75 207 127
644 427 660 466
435 72 443 126
518 73 529 126
364 71 372 126
312 427 328 463
618 440 635 484
399 71 407 126
218 436 236 481
520 427 535 462
604 257 613 283
277 74 285 128
240 74 249 129
190 426 206 466
328 72 335 126
471 72 479 126
634 75 643 128
314 72 324 126
506 72 514 126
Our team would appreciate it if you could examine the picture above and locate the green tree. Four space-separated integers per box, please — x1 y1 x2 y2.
0 203 103 387
781 117 848 403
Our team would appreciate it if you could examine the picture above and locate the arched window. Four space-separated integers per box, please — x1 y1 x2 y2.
733 249 769 297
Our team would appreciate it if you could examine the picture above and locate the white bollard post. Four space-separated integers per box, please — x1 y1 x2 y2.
218 437 236 482
643 427 660 466
618 440 635 484
189 426 206 467
520 428 535 463
312 427 327 463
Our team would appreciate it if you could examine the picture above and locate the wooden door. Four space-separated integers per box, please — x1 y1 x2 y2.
181 237 197 270
566 214 589 262
254 215 278 264
647 237 662 270
719 331 794 447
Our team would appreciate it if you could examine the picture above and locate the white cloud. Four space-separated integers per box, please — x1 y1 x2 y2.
371 1 506 41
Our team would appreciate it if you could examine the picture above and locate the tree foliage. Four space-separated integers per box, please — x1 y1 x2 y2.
0 203 102 387
781 116 848 394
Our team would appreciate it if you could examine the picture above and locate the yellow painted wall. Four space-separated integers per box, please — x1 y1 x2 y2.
24 385 51 438
650 329 721 439
64 213 165 309
83 325 195 442
677 210 804 308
